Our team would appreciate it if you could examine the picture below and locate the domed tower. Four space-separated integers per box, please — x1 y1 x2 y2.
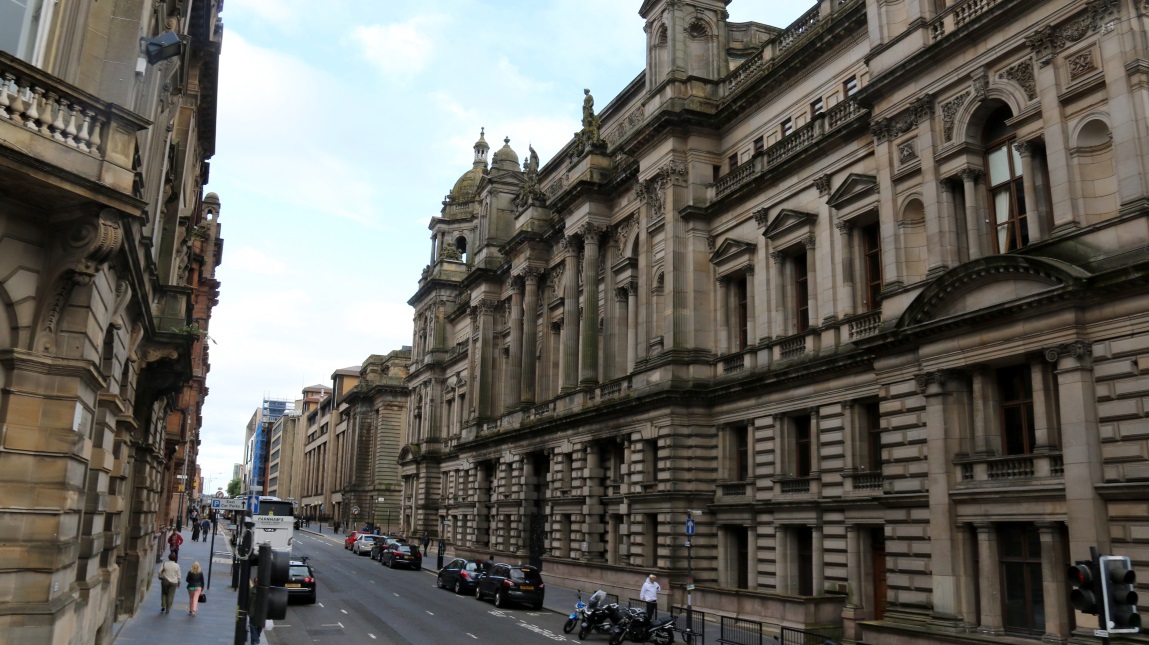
491 136 520 173
447 128 490 208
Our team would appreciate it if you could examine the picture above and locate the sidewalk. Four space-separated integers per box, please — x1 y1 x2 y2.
112 527 240 645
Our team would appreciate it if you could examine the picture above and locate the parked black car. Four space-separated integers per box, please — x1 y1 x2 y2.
286 558 316 604
436 558 485 595
370 536 405 561
474 563 545 609
380 543 422 570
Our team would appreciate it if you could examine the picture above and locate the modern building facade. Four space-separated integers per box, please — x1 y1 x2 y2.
400 0 1149 642
0 1 223 643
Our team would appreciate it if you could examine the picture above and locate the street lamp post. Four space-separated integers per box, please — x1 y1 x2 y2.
438 516 450 570
684 510 701 637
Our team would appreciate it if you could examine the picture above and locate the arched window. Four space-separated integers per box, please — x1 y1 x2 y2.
982 106 1028 253
455 236 468 263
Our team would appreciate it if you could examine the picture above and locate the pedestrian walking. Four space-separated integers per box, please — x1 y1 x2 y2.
640 574 661 622
185 561 205 616
157 552 180 614
422 533 431 554
201 517 211 540
485 554 495 573
211 511 218 535
167 528 183 558
191 520 201 542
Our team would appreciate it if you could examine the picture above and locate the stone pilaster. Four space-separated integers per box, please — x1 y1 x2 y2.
580 224 604 386
507 278 523 408
561 237 580 392
519 269 542 405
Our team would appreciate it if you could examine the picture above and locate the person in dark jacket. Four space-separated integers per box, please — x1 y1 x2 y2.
185 561 205 616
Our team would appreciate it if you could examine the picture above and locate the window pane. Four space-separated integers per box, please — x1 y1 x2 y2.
1003 407 1027 454
1011 144 1024 177
1002 562 1030 629
987 146 1011 186
1028 562 1045 629
994 188 1012 249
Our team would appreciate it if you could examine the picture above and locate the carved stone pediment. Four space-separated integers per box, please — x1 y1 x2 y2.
899 256 1089 328
709 238 756 265
827 173 878 210
762 209 817 241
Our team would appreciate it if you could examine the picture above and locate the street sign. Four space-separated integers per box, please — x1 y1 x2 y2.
249 496 260 515
213 498 246 511
351 506 360 515
685 518 695 536
377 497 385 502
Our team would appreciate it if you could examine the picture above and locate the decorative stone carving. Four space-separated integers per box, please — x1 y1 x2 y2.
971 67 989 101
813 174 831 196
686 18 709 38
706 236 716 251
834 219 854 235
614 217 638 257
752 207 769 227
1067 50 1097 79
998 59 1037 100
1043 340 1092 362
439 243 463 261
513 144 546 211
1026 0 1120 66
547 263 565 298
958 167 984 183
506 276 522 293
636 160 687 219
743 263 755 275
769 251 783 263
870 93 934 143
898 140 917 164
572 88 606 157
941 91 971 142
802 234 816 249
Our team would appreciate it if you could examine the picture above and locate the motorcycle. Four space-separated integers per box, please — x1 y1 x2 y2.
608 605 677 645
578 590 621 640
564 590 589 634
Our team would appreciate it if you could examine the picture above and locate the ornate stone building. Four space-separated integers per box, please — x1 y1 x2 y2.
401 0 1148 642
0 1 223 644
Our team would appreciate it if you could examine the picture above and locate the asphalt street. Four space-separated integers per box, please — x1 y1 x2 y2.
268 529 579 645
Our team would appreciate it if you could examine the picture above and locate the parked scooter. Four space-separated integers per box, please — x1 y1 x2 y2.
564 590 589 634
608 605 677 644
578 590 621 640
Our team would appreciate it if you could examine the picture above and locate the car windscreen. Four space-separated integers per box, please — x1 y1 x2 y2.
396 545 412 554
360 536 376 542
508 568 542 583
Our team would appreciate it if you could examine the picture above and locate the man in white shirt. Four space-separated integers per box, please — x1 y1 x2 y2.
640 573 661 621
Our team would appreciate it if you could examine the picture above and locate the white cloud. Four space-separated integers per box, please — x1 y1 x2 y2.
226 246 290 276
350 15 444 77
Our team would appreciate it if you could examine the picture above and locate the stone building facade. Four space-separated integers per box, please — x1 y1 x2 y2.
401 0 1149 642
0 1 223 644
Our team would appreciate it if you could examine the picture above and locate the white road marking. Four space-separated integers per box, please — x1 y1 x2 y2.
466 634 479 640
368 635 377 640
426 610 434 615
393 592 400 597
341 609 348 614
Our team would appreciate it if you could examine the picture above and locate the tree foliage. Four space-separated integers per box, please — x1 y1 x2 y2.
227 477 242 497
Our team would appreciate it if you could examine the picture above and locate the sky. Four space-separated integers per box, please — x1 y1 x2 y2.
197 0 813 494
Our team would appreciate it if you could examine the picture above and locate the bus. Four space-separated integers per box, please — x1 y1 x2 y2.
252 496 295 553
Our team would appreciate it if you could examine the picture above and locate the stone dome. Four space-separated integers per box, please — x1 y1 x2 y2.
448 128 490 202
491 136 520 171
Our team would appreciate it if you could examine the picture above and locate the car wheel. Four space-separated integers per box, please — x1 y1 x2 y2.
494 591 505 608
475 585 484 601
532 601 543 611
564 617 578 634
454 580 463 595
436 577 445 589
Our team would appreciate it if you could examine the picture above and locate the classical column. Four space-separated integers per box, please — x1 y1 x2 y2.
561 237 580 392
519 270 541 405
580 224 603 386
811 524 824 595
959 168 984 259
975 522 1004 634
614 286 628 378
716 276 730 354
1013 139 1045 242
1046 342 1108 558
744 264 756 348
507 278 524 408
835 220 856 317
1037 521 1069 639
920 370 966 627
803 234 819 325
625 281 638 373
939 178 962 269
475 300 495 419
844 524 861 609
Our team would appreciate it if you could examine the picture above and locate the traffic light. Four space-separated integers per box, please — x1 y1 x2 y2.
1100 555 1140 634
251 544 289 625
1068 559 1100 616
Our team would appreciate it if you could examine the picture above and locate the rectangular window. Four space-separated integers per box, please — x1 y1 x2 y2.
732 425 749 481
865 402 882 472
728 153 739 172
997 365 1036 455
713 164 721 183
844 75 859 97
794 415 812 477
999 523 1045 635
753 136 765 155
985 138 1028 253
861 222 882 311
0 0 53 63
733 527 750 589
810 98 824 117
643 439 658 483
794 254 810 332
644 513 658 566
781 118 794 137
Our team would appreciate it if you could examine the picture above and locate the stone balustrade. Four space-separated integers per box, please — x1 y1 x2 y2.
929 0 1003 42
847 311 882 340
956 452 1065 483
0 50 147 199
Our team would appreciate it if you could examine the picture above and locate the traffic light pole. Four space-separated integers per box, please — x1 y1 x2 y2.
233 516 253 645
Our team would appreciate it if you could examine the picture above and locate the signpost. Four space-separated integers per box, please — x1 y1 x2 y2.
213 498 247 511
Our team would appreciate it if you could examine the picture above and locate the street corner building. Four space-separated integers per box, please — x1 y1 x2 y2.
398 0 1149 643
0 2 224 644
